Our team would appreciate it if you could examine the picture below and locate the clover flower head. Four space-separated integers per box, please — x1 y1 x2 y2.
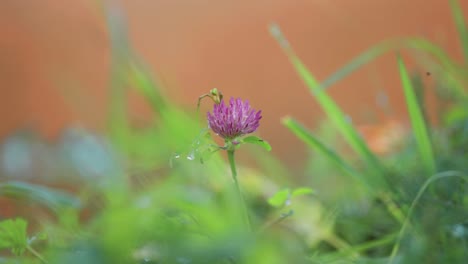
207 97 262 140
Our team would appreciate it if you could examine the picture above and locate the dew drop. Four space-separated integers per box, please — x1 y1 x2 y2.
186 151 195 161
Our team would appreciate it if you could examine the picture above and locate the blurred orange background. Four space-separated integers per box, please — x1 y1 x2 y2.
0 0 467 168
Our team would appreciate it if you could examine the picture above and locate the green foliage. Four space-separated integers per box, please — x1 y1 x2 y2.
271 25 387 192
0 219 28 256
271 2 468 263
0 181 81 213
389 171 468 263
291 187 315 198
267 188 290 207
241 136 272 151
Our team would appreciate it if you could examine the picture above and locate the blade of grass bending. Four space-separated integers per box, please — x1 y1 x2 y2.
316 35 467 104
397 56 436 176
290 55 385 180
450 0 468 64
388 171 468 264
321 38 464 93
282 117 371 191
324 232 398 262
0 181 81 213
321 40 396 90
270 25 386 187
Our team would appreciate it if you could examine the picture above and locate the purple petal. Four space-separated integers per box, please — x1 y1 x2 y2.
206 97 262 139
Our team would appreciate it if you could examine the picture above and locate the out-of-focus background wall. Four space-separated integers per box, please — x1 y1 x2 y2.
0 0 467 168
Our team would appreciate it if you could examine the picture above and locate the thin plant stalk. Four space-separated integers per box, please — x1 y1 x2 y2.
388 171 468 264
27 245 49 264
227 149 252 232
323 233 359 259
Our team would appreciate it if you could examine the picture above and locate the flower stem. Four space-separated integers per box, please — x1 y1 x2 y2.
27 245 49 264
227 150 252 232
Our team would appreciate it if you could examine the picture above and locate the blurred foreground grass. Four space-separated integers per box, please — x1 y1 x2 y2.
1 1 468 263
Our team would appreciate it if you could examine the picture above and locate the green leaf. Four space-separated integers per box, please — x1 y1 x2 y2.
0 181 81 213
267 188 290 208
291 187 315 198
0 218 28 256
398 56 436 176
242 136 272 151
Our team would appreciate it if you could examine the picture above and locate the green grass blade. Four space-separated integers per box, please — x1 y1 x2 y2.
0 181 81 213
321 38 465 93
397 56 436 176
450 0 468 63
321 40 396 90
128 61 168 114
316 35 467 104
270 25 385 183
290 54 384 176
282 117 372 191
